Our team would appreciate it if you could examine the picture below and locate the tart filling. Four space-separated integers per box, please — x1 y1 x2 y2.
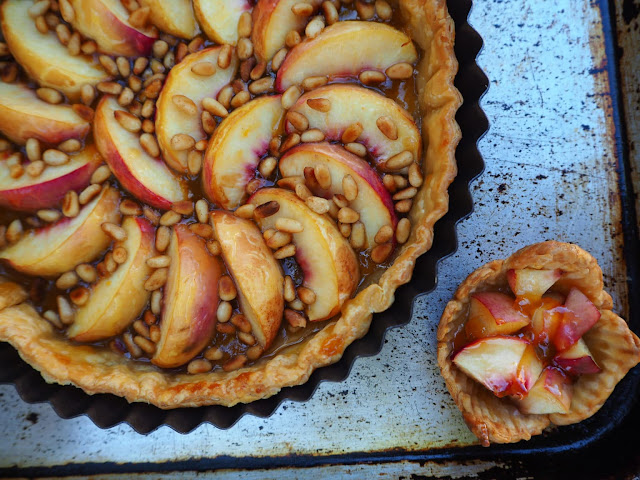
438 241 640 446
0 0 461 408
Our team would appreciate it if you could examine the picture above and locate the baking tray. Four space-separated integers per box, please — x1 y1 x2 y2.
0 0 488 435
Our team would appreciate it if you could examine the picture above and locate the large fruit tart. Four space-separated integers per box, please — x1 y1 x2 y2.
0 0 460 407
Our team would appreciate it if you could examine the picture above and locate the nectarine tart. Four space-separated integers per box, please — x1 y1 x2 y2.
0 0 460 408
438 241 640 446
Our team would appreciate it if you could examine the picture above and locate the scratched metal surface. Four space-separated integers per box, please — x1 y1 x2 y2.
0 0 633 476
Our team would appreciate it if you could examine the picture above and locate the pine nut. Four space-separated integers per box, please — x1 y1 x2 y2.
222 355 247 372
376 115 398 140
69 286 89 306
275 217 303 233
188 358 212 374
189 62 216 78
408 163 423 187
386 62 413 80
254 200 280 219
272 48 288 72
192 199 208 224
26 138 41 162
89 165 111 184
249 77 274 94
342 123 363 143
266 230 292 250
129 6 150 28
170 133 195 151
280 133 300 152
169 96 195 118
151 290 163 314
305 196 330 214
28 1 50 18
375 0 392 19
133 319 150 338
204 347 224 361
217 301 232 323
9 164 23 179
268 137 281 156
144 310 156 326
250 61 267 80
322 1 339 23
25 160 44 178
299 129 324 143
144 79 163 99
189 223 213 238
202 97 228 117
309 165 329 190
218 44 232 69
142 205 157 222
245 178 261 195
274 244 296 259
237 10 252 37
0 139 10 152
306 98 331 112
278 175 304 190
188 36 204 53
338 207 359 223
345 142 366 157
170 201 193 216
396 217 410 243
44 12 59 29
59 0 75 21
238 332 256 345
144 268 168 291
72 104 94 122
350 221 365 249
258 156 277 178
292 2 313 15
122 0 140 11
285 30 301 48
159 210 181 226
145 255 169 269
301 76 328 90
43 310 63 329
237 37 253 60
294 183 311 200
123 332 142 358
206 240 221 255
339 222 351 237
185 151 201 175
234 203 255 219
297 287 316 305
56 23 71 45
112 111 140 135
216 86 233 109
283 276 296 302
393 186 418 201
149 325 161 342
355 0 374 19
36 87 62 104
1 63 18 83
138 133 159 157
37 209 61 223
286 111 309 132
102 222 127 241
57 295 75 324
338 176 357 202
305 16 325 38
6 219 22 243
230 90 251 108
76 264 97 283
385 151 413 170
81 40 97 55
371 242 393 263
97 81 123 96
303 166 321 191
58 139 82 153
395 198 412 213
374 225 394 244
241 58 255 82
134 335 156 355
285 309 306 328
219 276 237 301
104 252 118 273
56 271 78 289
133 57 148 75
247 345 263 360
42 149 69 166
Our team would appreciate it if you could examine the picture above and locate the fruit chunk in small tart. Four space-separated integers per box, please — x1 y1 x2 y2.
0 0 462 409
438 241 640 446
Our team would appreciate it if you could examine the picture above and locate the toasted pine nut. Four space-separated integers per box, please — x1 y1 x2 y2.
396 217 411 244
275 217 303 233
123 332 142 358
144 324 158 342
305 196 330 214
375 0 392 18
81 40 97 55
9 164 23 179
144 309 156 325
202 97 228 117
56 271 78 289
408 163 424 188
119 199 142 217
5 219 22 243
286 111 309 132
274 244 296 259
138 133 159 157
245 178 262 195
338 207 359 223
192 199 208 224
234 203 255 219
217 301 232 323
204 347 224 361
78 85 95 107
297 287 316 305
350 221 365 249
249 77 274 94
90 165 111 184
386 62 414 80
280 133 300 153
395 198 412 213
61 190 79 217
376 115 398 140
26 138 41 161
171 201 193 216
237 10 252 37
272 48 288 72
301 76 328 90
323 1 339 23
393 186 418 201
305 16 325 38
55 24 71 45
101 222 127 241
133 335 156 355
189 223 214 239
285 309 306 328
113 110 140 133
284 276 296 302
207 240 221 255
339 175 357 202
345 142 366 157
144 78 163 99
151 290 163 315
339 222 352 237
257 156 277 178
223 355 247 372
104 252 118 273
25 160 44 179
151 40 169 58
342 123 363 143
306 98 331 113
133 319 150 339
254 201 280 219
246 345 263 360
97 81 123 95
266 230 292 250
59 0 75 21
78 184 101 205
41 149 68 166
374 225 394 244
278 175 304 190
169 94 196 116
158 210 181 227
147 255 170 269
36 87 63 104
76 263 97 283
295 183 312 200
371 242 393 263
58 139 82 153
57 295 75 324
186 150 202 175
310 165 329 190
216 86 233 110
355 0 374 19
238 332 256 345
285 30 301 48
43 310 63 329
131 57 147 75
72 104 94 122
237 37 253 60
28 0 50 18
298 128 324 143
37 209 61 223
251 61 267 81
188 358 212 374
218 44 232 69
385 151 413 170
230 90 251 108
219 276 237 301
69 286 89 306
292 2 313 15
188 36 204 53
144 268 168 291
170 133 195 151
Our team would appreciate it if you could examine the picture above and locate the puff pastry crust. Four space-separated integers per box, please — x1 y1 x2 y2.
437 241 640 446
0 0 461 408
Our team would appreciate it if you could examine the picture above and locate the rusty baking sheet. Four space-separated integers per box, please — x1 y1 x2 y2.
1 0 639 477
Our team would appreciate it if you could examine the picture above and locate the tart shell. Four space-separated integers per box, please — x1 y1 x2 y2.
437 241 640 446
0 0 462 408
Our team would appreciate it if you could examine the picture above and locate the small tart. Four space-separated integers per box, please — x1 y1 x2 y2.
0 0 461 408
437 241 640 446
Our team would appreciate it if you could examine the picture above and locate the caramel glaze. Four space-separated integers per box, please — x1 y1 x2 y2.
0 3 421 372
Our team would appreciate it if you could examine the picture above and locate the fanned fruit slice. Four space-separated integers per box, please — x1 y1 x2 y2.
140 0 199 40
0 82 90 145
203 95 284 209
252 0 322 61
276 21 417 92
0 144 102 212
211 211 284 348
0 186 121 276
0 0 109 101
287 84 421 171
279 142 397 249
68 0 157 57
249 188 359 321
67 217 156 342
155 46 239 173
194 0 252 45
152 225 223 368
94 96 188 209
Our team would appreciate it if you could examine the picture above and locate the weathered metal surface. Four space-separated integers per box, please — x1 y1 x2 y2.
0 0 633 476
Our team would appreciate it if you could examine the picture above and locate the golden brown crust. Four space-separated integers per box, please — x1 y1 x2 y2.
437 241 640 445
0 0 461 408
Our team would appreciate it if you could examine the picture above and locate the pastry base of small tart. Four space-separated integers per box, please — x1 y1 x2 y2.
0 0 461 408
437 241 640 446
